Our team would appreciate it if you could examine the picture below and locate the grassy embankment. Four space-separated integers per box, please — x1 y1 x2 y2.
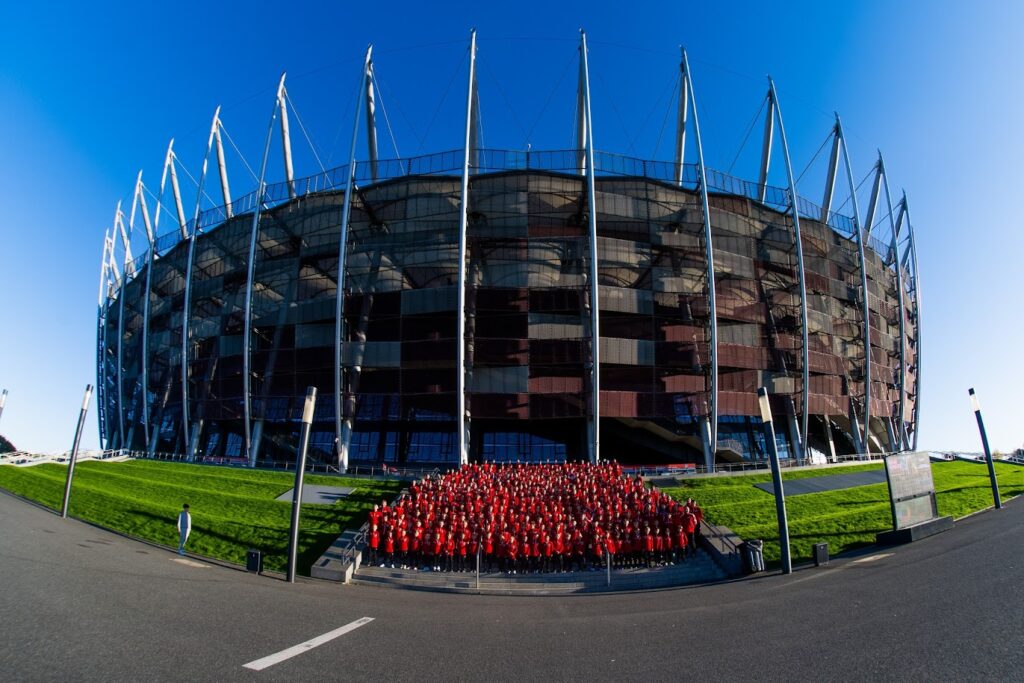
0 459 402 574
661 460 1024 564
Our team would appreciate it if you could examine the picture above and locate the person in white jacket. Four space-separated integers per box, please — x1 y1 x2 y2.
177 504 191 555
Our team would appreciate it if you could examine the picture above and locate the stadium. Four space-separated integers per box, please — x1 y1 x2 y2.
95 32 921 471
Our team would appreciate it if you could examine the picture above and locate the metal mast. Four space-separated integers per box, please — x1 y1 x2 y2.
280 82 296 199
681 48 717 462
130 173 155 449
243 73 287 466
579 30 600 463
876 155 908 450
456 30 478 466
336 46 375 472
903 192 922 451
213 112 233 217
757 92 776 204
112 202 128 449
672 56 689 186
835 115 871 454
166 143 188 241
181 108 220 460
767 79 810 460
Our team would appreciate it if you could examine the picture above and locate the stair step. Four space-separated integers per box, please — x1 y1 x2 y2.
351 548 726 594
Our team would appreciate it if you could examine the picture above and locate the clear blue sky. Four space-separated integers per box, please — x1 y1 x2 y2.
1 0 1021 454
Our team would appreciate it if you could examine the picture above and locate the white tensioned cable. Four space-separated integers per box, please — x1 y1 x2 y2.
726 95 768 175
593 68 633 155
521 50 576 149
284 89 328 174
219 124 261 183
371 70 404 163
478 55 528 145
795 132 833 186
476 86 485 151
415 49 468 155
143 185 185 227
651 72 684 160
172 155 219 210
373 71 425 155
833 167 874 216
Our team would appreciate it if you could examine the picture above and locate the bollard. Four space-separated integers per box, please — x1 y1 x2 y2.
286 386 317 583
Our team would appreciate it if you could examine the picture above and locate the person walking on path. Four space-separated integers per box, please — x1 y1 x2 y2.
177 504 191 555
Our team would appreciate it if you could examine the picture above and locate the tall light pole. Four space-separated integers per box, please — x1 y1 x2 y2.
287 386 317 582
969 388 1001 509
758 387 792 574
0 389 8 427
61 385 93 519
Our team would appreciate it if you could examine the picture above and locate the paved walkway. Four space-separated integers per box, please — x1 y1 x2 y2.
1 487 1021 681
754 468 888 496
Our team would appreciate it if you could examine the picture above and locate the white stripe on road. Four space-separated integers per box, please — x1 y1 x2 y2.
853 553 893 564
171 558 209 568
242 617 375 671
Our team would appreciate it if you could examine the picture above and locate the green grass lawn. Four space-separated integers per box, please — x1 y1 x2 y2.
662 460 1024 565
0 459 402 575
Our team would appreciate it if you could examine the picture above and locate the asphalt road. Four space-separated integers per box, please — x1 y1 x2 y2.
2 490 1021 682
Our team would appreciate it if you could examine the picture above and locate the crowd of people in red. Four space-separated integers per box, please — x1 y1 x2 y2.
364 461 704 573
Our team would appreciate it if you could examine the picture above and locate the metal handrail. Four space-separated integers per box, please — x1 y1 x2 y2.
700 517 740 557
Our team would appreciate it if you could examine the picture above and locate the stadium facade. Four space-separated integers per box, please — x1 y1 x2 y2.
95 32 921 470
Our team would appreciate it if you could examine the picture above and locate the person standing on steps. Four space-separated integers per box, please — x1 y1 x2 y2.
176 503 191 555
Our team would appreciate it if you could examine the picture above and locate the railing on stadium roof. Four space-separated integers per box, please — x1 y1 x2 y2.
123 147 865 288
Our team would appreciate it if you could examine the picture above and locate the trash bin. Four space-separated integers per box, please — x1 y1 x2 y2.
741 539 765 574
813 542 829 567
246 549 262 573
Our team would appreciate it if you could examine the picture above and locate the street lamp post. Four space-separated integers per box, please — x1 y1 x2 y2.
758 387 792 574
286 386 317 583
969 388 1002 510
61 385 93 519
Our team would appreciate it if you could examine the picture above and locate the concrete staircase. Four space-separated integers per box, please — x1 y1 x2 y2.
310 528 364 582
351 549 727 595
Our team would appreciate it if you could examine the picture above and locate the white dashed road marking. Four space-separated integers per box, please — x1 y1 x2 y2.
853 553 893 564
171 558 210 568
243 617 375 671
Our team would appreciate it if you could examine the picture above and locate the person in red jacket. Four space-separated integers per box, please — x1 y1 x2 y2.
457 532 468 572
605 533 617 568
483 531 495 573
368 524 380 567
675 525 688 564
431 528 443 572
399 528 410 569
653 526 665 565
682 508 698 558
572 532 585 572
643 526 656 568
384 531 396 568
506 535 518 575
410 521 423 570
444 530 456 572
